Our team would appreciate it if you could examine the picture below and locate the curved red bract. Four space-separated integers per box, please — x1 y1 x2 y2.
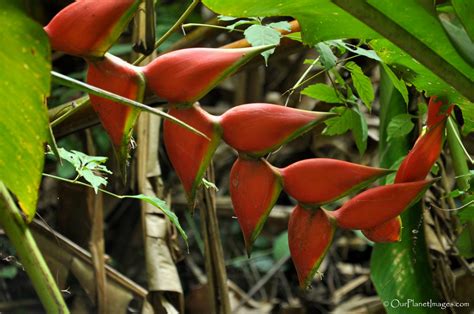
45 0 139 57
288 205 335 288
143 48 256 103
164 104 221 204
330 180 431 230
221 103 332 156
280 158 392 205
362 216 402 243
87 54 144 165
230 157 282 255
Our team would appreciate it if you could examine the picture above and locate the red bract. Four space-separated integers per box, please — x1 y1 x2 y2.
221 103 333 157
361 97 450 241
426 97 453 128
362 216 402 243
288 205 335 288
163 104 221 205
279 158 392 205
329 180 432 230
230 157 282 255
87 54 145 172
394 120 445 184
44 0 140 58
143 46 272 103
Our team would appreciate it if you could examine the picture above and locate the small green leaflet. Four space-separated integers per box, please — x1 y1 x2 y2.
387 114 415 140
284 32 302 42
345 61 374 110
315 42 336 70
244 22 288 64
54 148 112 193
328 40 381 62
302 83 343 104
267 21 291 32
382 64 409 105
323 106 368 154
127 194 188 245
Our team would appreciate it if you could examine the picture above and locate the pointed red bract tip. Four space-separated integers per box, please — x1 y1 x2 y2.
426 97 453 128
221 103 332 157
143 47 264 103
230 157 282 255
288 205 335 288
330 180 431 230
280 158 392 205
44 0 140 57
362 216 402 243
394 121 445 184
164 104 221 205
87 54 145 170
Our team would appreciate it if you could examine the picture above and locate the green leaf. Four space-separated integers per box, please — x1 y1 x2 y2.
329 39 381 61
381 64 409 105
346 61 374 110
315 42 336 70
128 194 188 245
203 0 377 45
283 32 302 42
372 63 442 314
351 107 368 155
439 17 474 67
54 148 112 193
387 114 415 140
456 224 474 258
267 21 291 32
371 39 474 134
451 0 474 42
323 106 368 154
226 19 257 31
334 0 474 102
301 83 343 104
0 3 51 222
272 231 290 260
243 24 280 64
323 107 352 135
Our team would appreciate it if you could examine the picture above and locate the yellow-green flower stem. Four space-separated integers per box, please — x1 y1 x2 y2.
0 182 69 313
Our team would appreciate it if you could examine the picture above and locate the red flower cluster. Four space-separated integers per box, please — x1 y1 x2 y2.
45 2 452 289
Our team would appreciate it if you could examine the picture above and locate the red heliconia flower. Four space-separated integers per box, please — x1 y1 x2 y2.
394 120 445 184
361 96 451 241
426 96 453 128
86 54 145 173
163 104 221 206
278 158 392 205
221 103 333 157
229 157 282 255
143 46 272 103
44 0 140 58
288 205 335 288
362 216 402 243
329 180 432 230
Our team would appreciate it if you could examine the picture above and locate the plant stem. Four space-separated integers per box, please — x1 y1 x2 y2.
0 182 69 313
446 117 470 191
183 23 244 32
50 71 209 140
133 0 201 65
50 96 90 128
